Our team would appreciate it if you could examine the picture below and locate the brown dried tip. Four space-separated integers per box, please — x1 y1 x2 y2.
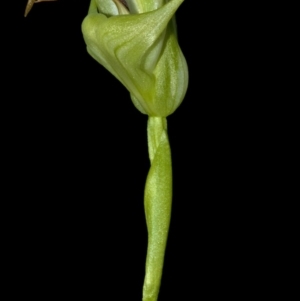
24 0 58 17
24 0 35 17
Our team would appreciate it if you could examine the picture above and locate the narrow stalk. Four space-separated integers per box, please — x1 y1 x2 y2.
143 116 172 301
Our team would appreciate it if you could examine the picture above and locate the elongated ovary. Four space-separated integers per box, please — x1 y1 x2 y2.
24 0 57 17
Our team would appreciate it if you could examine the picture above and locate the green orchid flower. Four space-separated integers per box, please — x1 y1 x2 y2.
82 0 188 117
82 1 188 301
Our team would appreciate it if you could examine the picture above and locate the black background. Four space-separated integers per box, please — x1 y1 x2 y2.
3 1 269 300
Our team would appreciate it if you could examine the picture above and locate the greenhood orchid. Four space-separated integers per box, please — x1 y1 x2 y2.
82 1 188 301
25 1 188 300
82 0 188 117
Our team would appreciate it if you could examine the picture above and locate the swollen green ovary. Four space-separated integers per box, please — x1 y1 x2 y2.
143 116 172 301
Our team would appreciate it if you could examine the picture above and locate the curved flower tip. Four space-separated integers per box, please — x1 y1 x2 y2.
82 0 188 117
24 0 57 17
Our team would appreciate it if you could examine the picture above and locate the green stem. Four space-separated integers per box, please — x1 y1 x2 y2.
142 116 172 301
